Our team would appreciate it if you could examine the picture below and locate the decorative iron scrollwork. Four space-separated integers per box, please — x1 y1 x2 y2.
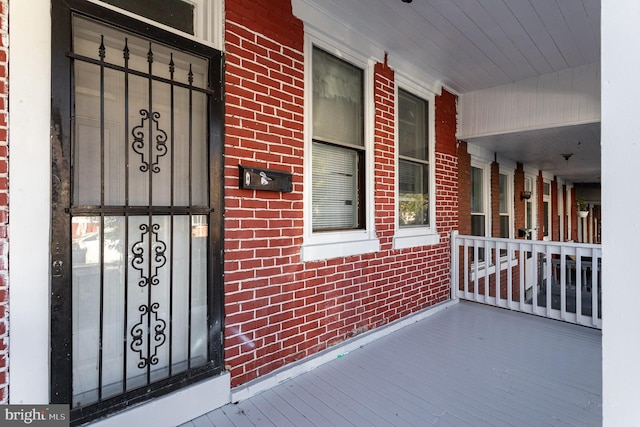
131 109 168 173
131 222 167 287
130 302 167 369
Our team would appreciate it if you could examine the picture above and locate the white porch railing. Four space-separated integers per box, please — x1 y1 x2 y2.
450 232 602 329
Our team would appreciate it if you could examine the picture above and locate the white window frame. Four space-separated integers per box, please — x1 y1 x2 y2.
301 31 379 261
498 168 514 240
524 171 538 240
86 0 224 49
470 159 490 239
393 74 438 249
542 178 552 241
566 184 573 241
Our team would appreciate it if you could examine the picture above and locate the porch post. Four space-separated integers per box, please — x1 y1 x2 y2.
602 2 640 425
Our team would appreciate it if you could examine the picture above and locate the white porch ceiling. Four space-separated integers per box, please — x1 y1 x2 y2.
299 0 601 183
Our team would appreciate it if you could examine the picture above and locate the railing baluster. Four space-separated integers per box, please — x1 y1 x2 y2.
463 238 468 299
507 242 513 309
484 240 490 304
545 245 552 317
560 246 566 321
519 245 525 310
576 249 583 325
495 241 501 306
450 231 458 300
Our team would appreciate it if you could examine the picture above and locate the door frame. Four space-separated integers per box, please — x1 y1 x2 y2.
50 0 225 423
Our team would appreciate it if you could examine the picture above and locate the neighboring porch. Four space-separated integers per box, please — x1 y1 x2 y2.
182 301 601 427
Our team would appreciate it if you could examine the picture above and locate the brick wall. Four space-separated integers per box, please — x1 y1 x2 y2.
552 177 559 241
457 141 470 236
0 0 7 404
570 187 578 241
223 1 457 387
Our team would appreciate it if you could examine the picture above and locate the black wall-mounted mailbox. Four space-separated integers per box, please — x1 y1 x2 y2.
239 165 293 192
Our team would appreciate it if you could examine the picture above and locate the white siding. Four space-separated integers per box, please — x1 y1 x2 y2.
459 62 600 139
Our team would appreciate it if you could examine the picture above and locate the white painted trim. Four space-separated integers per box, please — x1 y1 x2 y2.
470 159 491 238
231 299 458 403
524 173 538 240
301 32 380 261
301 236 381 262
467 143 494 163
91 372 230 427
393 232 440 250
8 0 51 404
293 3 385 63
541 170 554 181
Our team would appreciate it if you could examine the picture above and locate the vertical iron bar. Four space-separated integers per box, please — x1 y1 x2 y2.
98 35 106 402
122 38 130 393
168 53 175 376
146 41 154 385
187 64 194 368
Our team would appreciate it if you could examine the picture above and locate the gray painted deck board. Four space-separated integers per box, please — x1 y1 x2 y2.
181 302 601 426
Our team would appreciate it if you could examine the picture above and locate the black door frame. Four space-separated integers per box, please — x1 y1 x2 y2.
50 0 224 424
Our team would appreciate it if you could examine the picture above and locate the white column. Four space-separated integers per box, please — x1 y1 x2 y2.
8 0 51 403
602 2 640 425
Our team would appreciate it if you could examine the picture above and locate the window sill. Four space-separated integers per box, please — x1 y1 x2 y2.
392 231 440 250
301 234 380 262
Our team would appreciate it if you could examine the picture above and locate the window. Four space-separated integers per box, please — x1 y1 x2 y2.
471 164 488 262
302 36 378 261
96 0 223 49
311 46 364 231
543 180 551 239
499 172 511 239
524 175 534 239
499 171 513 258
398 89 429 228
100 0 195 34
471 166 486 237
393 77 437 250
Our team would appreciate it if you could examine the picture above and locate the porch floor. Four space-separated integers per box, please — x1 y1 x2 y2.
181 301 602 427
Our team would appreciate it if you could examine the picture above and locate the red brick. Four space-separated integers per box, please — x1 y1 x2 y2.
225 4 457 389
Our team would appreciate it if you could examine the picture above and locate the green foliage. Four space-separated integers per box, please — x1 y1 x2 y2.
577 197 588 211
399 193 428 225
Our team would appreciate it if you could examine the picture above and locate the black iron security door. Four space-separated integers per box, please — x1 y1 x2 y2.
50 1 224 424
